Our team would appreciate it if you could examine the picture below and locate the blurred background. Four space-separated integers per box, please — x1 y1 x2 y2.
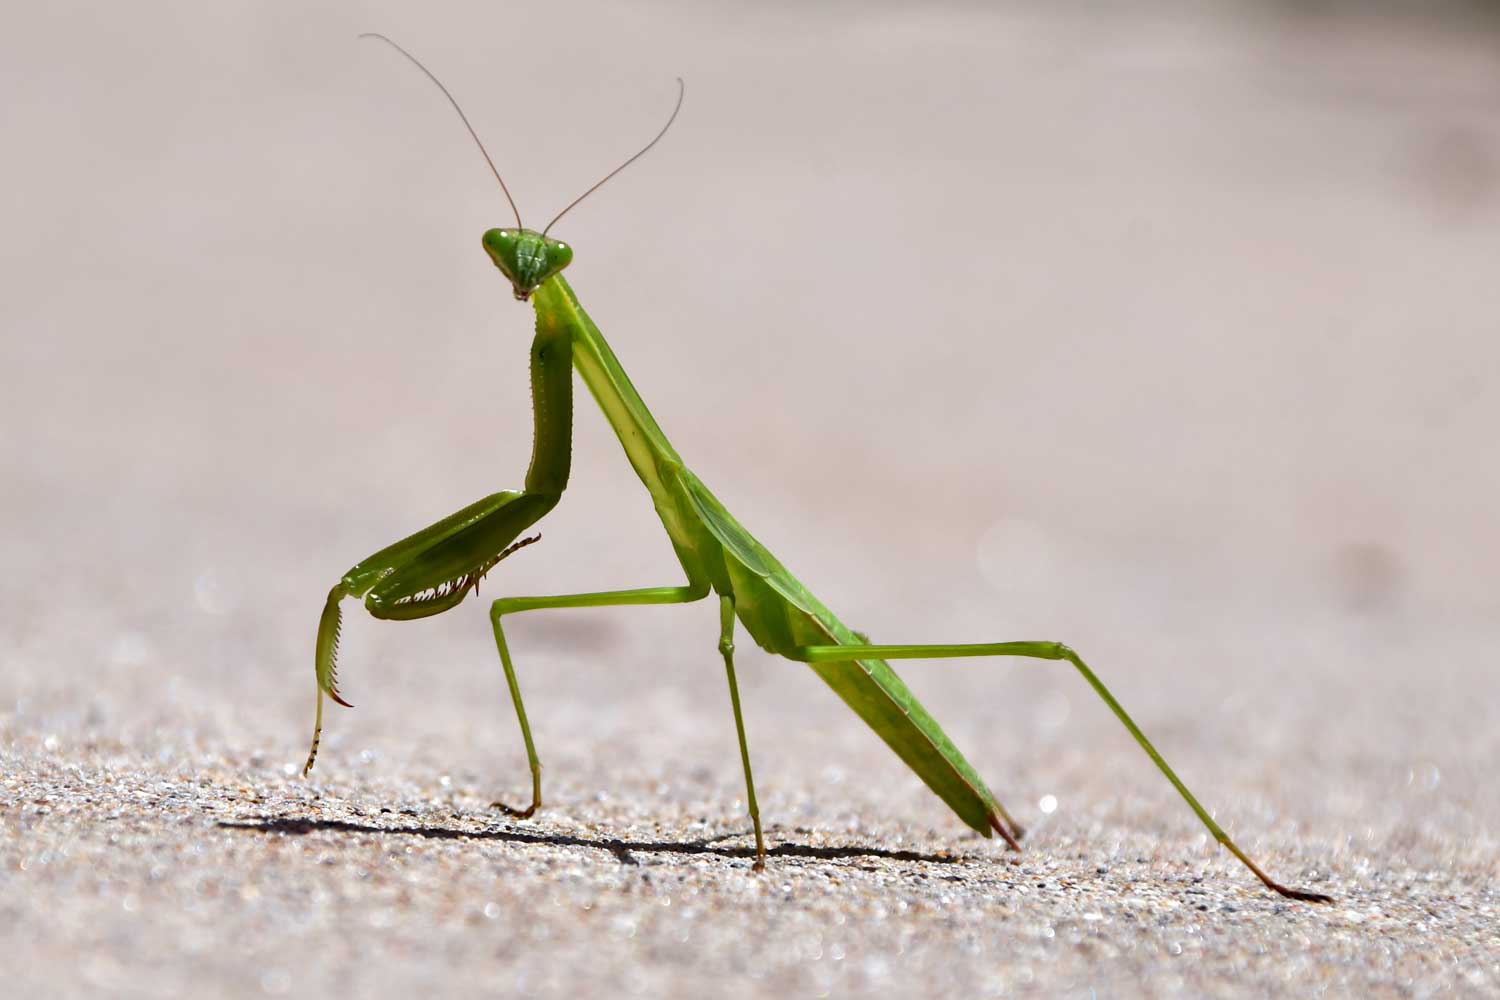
2 0 1498 991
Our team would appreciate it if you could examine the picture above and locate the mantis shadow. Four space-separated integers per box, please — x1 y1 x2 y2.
219 815 973 867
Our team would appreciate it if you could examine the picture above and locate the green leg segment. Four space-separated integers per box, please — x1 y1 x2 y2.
304 491 553 778
787 640 1332 903
718 595 766 868
488 581 710 817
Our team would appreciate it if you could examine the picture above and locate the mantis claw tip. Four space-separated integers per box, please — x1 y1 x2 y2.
1273 885 1335 904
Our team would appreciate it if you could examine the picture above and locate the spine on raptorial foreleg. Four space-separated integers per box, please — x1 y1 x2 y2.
315 583 352 708
303 582 350 775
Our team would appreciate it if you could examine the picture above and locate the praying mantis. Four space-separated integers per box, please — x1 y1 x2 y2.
302 34 1332 903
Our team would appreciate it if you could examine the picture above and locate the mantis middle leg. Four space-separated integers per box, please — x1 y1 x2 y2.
718 594 766 867
488 580 709 817
786 639 1332 903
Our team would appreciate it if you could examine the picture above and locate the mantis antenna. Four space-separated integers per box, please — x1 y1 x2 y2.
358 32 525 230
359 33 684 238
541 78 685 236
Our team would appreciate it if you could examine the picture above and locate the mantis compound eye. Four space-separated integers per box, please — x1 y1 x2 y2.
545 240 573 273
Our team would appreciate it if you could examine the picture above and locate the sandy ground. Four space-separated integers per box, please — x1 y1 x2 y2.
3 2 1499 997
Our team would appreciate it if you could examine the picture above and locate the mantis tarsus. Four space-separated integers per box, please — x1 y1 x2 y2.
303 33 1333 903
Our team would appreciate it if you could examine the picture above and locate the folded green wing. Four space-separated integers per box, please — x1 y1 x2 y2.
678 471 1000 836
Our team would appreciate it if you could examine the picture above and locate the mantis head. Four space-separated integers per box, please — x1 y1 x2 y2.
483 228 573 301
358 33 681 303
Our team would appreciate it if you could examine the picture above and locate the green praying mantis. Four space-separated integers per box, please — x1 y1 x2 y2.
302 34 1332 903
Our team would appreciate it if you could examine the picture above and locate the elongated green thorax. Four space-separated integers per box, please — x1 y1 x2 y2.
528 274 684 510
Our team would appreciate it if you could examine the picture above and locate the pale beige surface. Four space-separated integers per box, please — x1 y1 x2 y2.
3 2 1499 997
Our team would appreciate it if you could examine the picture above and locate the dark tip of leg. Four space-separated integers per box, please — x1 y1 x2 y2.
490 800 537 819
1224 843 1333 903
1271 883 1335 903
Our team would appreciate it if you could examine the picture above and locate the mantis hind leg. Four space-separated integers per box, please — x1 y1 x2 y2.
718 595 766 868
487 581 710 818
785 640 1333 903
